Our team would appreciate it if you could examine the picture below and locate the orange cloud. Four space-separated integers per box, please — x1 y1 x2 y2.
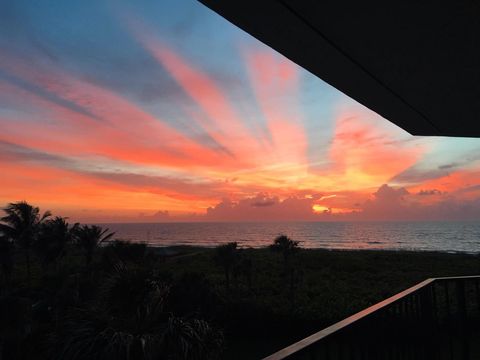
0 55 241 171
327 108 425 190
408 169 480 199
0 160 217 219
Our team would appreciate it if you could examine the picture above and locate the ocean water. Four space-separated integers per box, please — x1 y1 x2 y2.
97 221 480 253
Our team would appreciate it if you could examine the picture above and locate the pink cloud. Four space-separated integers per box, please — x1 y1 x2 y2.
328 111 425 186
205 193 319 221
244 48 307 166
0 53 242 171
130 29 265 165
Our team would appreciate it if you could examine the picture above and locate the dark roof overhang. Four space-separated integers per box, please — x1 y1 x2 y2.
199 1 480 137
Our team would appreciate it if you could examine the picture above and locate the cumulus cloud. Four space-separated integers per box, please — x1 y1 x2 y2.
251 197 277 207
144 210 170 221
159 183 480 222
417 189 445 196
374 184 409 200
73 183 480 223
205 193 320 221
357 184 411 220
357 184 480 221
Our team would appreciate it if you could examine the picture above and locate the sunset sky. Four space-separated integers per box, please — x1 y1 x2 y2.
2 0 480 222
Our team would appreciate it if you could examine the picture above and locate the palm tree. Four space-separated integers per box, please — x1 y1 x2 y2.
269 234 299 270
270 235 301 312
74 225 114 268
0 201 51 282
106 240 147 265
34 217 77 271
0 235 14 292
52 265 223 360
232 254 253 291
213 242 238 291
0 296 32 359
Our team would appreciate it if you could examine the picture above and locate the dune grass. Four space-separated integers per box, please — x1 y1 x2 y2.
157 247 480 359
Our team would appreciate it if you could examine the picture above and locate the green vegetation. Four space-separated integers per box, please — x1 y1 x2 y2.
0 202 222 360
213 242 238 291
165 244 480 359
1 201 479 359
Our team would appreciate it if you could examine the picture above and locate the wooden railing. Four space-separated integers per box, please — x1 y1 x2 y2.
263 275 480 360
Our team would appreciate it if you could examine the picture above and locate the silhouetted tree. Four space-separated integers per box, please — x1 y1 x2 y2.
0 201 51 283
270 235 301 312
0 296 32 359
0 235 14 291
213 242 238 291
104 239 147 266
101 263 157 317
169 272 218 318
52 264 223 360
269 234 299 270
34 217 77 271
232 253 253 291
74 224 114 268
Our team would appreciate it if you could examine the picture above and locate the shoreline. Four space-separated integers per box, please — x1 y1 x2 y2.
133 243 480 255
123 243 480 260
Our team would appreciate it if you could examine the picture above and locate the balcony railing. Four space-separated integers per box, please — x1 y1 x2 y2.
263 275 480 360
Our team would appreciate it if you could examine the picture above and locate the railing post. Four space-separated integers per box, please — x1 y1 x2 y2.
455 279 467 321
444 281 451 318
455 280 469 360
419 285 434 323
431 282 438 323
419 284 436 360
475 279 480 313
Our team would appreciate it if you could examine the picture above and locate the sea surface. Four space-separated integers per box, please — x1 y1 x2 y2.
98 221 480 253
